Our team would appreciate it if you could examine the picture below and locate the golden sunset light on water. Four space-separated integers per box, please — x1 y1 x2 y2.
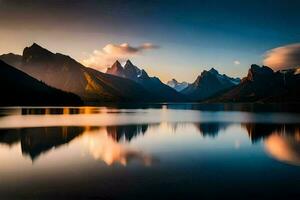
265 130 300 166
79 128 155 166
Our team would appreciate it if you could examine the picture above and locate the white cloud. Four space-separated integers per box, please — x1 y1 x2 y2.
263 43 300 71
234 60 240 65
82 42 159 70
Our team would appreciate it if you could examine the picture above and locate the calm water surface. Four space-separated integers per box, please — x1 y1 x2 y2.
0 104 300 199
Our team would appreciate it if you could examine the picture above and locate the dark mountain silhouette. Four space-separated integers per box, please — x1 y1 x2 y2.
0 43 157 103
167 79 188 92
0 127 84 161
209 65 300 103
0 53 22 68
242 123 300 143
0 60 82 106
194 122 231 137
106 60 187 101
106 124 148 142
181 68 240 101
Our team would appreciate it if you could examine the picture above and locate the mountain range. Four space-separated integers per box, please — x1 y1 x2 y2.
0 44 167 103
1 43 299 105
0 60 82 106
209 65 300 103
106 60 186 101
180 68 241 101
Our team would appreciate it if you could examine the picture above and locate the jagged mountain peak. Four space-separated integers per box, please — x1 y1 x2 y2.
31 42 42 48
124 59 141 76
23 43 77 61
139 69 149 79
167 79 188 92
22 43 56 65
106 61 126 78
195 69 215 83
25 43 51 53
208 67 219 74
182 67 240 100
250 64 273 73
24 44 76 62
200 68 217 77
208 64 300 103
107 59 145 80
113 60 122 67
246 64 274 81
106 60 185 101
125 59 134 66
124 59 136 69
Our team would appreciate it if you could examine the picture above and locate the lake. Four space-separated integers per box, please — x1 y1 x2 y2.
0 104 300 199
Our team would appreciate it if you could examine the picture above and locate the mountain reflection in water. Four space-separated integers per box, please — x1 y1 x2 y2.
0 115 299 166
0 125 156 165
80 127 156 166
0 106 300 199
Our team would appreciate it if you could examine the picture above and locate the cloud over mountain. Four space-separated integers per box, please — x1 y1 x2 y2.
263 43 300 71
82 43 159 70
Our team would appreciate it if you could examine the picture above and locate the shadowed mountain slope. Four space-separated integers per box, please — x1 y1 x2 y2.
1 44 157 103
0 60 82 106
208 65 300 103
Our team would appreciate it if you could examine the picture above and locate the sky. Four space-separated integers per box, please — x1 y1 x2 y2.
0 0 300 82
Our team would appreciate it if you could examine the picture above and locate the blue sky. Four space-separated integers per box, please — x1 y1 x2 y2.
0 0 299 82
